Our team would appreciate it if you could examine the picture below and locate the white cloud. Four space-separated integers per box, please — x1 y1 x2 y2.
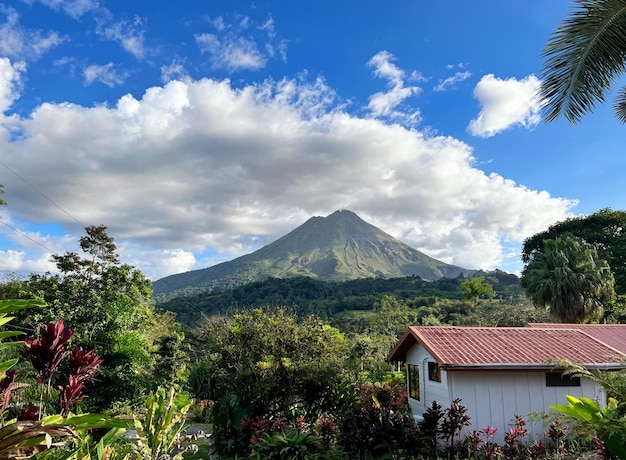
196 33 265 71
210 16 227 31
83 62 127 87
0 58 26 126
434 71 471 92
31 0 146 58
0 58 25 113
0 249 55 274
2 76 574 279
195 14 286 72
98 16 146 59
467 74 543 138
0 6 66 60
142 249 196 279
366 51 422 125
161 60 188 83
27 0 99 19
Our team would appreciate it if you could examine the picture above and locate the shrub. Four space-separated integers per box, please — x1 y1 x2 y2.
340 382 420 458
249 429 323 460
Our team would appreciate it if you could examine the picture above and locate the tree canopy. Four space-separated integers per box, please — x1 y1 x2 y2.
194 308 348 416
460 276 496 305
521 233 615 323
16 225 183 409
522 208 626 294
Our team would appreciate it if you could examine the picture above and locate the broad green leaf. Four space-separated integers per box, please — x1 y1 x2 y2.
0 358 19 373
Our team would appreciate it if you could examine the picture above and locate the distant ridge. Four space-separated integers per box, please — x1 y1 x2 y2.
153 209 475 297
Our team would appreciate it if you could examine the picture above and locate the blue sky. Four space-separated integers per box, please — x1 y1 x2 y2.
0 0 624 280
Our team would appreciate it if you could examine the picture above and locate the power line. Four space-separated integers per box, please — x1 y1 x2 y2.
0 160 86 227
0 220 58 255
1 162 138 270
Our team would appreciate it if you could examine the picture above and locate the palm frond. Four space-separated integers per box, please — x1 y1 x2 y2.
613 85 626 121
541 0 626 123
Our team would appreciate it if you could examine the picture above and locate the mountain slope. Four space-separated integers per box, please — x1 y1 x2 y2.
153 209 474 297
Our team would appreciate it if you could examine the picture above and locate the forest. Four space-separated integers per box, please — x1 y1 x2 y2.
0 208 625 458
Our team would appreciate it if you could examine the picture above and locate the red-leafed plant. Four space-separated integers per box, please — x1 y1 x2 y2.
0 370 16 411
24 319 102 417
58 375 87 417
25 320 74 387
69 346 103 382
18 402 39 421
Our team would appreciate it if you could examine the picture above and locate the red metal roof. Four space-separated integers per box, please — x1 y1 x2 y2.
529 323 626 355
388 326 626 369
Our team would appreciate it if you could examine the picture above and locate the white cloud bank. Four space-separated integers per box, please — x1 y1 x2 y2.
467 74 542 138
1 63 574 279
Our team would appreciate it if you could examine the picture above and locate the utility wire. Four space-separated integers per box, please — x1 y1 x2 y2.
0 160 86 227
0 220 58 255
1 161 141 271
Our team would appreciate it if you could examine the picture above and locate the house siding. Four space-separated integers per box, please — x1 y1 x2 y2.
405 342 450 417
403 342 606 445
447 370 605 444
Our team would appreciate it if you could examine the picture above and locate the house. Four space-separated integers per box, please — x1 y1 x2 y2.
388 326 626 444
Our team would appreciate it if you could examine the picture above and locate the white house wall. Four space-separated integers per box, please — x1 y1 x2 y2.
447 370 605 445
405 342 451 416
404 342 606 445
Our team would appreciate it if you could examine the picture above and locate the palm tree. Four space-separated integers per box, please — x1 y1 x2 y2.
521 233 615 323
540 0 626 123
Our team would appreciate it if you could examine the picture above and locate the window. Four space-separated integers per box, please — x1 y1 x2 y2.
428 361 441 382
545 372 581 387
408 364 420 400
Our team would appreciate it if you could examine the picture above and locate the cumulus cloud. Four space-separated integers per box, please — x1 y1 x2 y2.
0 6 66 60
2 75 574 279
83 62 127 87
0 58 25 113
138 249 197 279
434 71 471 92
366 51 422 125
467 74 543 138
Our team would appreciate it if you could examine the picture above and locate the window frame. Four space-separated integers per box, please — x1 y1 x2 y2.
545 372 581 387
427 361 441 383
407 363 420 400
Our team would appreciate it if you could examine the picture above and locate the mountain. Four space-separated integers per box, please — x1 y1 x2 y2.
152 209 474 297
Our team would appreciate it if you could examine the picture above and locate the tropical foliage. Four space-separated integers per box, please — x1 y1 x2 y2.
522 208 626 295
551 396 626 459
194 308 348 418
132 386 193 460
521 233 615 322
0 299 130 459
9 226 185 410
540 0 626 123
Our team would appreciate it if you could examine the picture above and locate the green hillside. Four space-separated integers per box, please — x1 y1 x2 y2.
157 270 522 326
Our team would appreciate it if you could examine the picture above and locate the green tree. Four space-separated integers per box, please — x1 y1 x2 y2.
540 0 626 123
196 308 348 416
20 226 182 410
522 208 626 294
460 276 496 305
521 233 615 323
